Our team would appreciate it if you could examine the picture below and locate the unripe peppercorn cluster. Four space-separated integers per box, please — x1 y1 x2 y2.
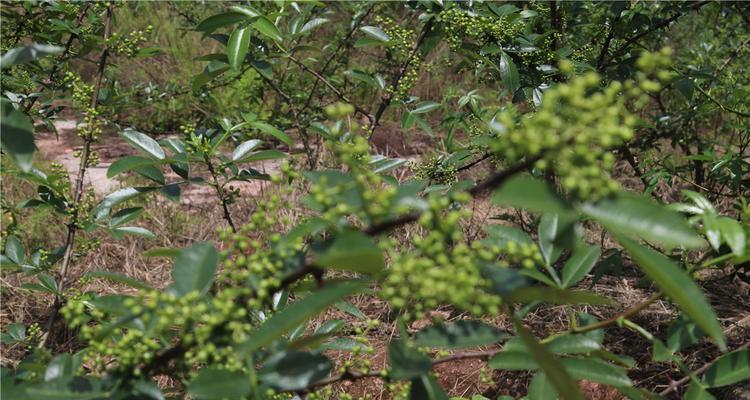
382 194 502 320
491 68 640 200
411 155 458 185
108 25 152 57
439 8 524 51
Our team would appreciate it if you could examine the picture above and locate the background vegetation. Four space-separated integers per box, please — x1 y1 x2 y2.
1 1 749 399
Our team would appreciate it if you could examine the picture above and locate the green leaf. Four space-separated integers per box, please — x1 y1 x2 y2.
84 270 153 290
109 207 144 228
409 375 449 400
498 52 520 94
514 322 584 400
411 101 441 114
299 18 329 35
414 320 508 349
666 314 703 353
493 176 569 214
187 368 251 399
93 187 158 221
107 156 159 178
195 12 247 33
170 242 218 297
702 349 750 387
505 287 612 305
561 358 632 387
192 66 230 92
5 236 25 265
1 106 36 172
685 381 717 400
227 26 251 71
360 26 390 42
334 301 366 320
249 121 293 146
616 235 725 350
112 226 156 239
581 194 705 249
120 129 165 160
528 373 557 400
717 217 746 257
254 17 283 42
313 231 384 274
561 244 601 288
483 225 534 247
236 149 286 163
539 213 575 266
260 351 332 391
489 352 539 370
546 334 601 354
389 340 432 380
241 280 366 354
1 43 63 69
231 139 262 161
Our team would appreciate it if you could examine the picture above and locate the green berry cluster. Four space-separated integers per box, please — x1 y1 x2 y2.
387 54 421 103
411 155 458 185
439 7 524 50
496 240 544 269
375 16 414 59
64 72 103 141
108 25 152 57
491 68 640 200
382 194 502 320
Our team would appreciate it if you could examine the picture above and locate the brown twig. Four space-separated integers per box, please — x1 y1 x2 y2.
41 2 115 348
658 341 750 396
368 18 434 141
572 292 662 334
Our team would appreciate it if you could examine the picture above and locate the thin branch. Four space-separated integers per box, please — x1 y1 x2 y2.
301 4 375 113
204 155 236 233
603 1 710 69
572 293 662 334
658 341 750 396
287 55 372 123
368 18 434 141
41 2 115 348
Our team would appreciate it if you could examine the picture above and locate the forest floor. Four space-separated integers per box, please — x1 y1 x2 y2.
3 122 750 399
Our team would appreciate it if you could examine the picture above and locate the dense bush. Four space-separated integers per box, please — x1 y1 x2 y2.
1 1 749 399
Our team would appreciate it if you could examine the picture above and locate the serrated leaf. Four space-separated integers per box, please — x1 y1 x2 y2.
616 235 725 350
120 129 165 160
702 349 750 387
1 106 36 172
561 244 601 288
107 156 159 178
414 320 508 349
360 26 390 42
232 139 262 161
227 26 251 71
241 281 366 354
249 121 293 146
411 101 441 114
254 17 283 42
195 12 247 33
4 236 25 265
170 243 218 297
498 52 520 94
313 231 384 274
581 194 705 249
299 18 328 34
260 351 332 391
493 176 569 214
84 270 153 290
389 340 432 380
188 369 250 399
